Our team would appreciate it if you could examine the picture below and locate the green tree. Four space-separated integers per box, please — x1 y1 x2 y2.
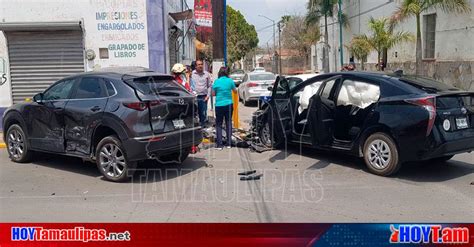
345 37 372 70
393 0 471 75
358 17 414 71
306 0 348 73
226 6 259 66
281 15 321 68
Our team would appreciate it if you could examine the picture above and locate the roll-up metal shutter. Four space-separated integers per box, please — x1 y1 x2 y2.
6 31 85 103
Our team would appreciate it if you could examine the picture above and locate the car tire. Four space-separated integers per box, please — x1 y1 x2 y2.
430 155 454 163
6 124 33 163
95 136 136 182
259 116 282 149
363 133 401 176
159 148 191 165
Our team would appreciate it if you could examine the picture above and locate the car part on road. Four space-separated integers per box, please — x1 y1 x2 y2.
96 135 137 182
238 170 256 176
6 124 32 163
240 174 263 181
363 133 400 176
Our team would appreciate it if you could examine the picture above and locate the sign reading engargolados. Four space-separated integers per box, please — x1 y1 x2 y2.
194 0 212 28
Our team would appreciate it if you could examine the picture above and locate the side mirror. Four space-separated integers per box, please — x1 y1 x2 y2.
267 86 273 91
33 93 44 103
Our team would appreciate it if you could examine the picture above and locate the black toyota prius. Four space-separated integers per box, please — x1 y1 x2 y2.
254 72 474 176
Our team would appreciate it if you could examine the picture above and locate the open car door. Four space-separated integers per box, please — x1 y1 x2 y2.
265 76 293 145
308 76 341 147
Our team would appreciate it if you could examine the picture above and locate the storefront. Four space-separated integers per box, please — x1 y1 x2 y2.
0 0 194 108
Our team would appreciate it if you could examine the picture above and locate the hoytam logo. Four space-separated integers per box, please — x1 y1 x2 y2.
390 225 469 244
11 227 131 242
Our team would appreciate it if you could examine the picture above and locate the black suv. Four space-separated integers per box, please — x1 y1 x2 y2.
3 68 202 182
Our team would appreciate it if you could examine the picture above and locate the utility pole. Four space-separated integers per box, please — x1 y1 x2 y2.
258 15 276 73
338 0 344 68
278 21 282 75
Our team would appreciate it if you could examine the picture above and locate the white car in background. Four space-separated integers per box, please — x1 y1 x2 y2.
238 72 276 106
252 67 266 72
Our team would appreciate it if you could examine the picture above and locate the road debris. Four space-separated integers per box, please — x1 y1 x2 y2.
240 174 263 181
238 170 257 176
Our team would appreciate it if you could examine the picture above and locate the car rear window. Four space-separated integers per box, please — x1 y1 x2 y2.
399 75 460 93
128 76 188 95
232 70 244 74
250 74 276 81
437 95 474 109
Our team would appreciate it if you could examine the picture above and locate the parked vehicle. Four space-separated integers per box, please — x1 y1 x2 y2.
252 67 266 72
254 72 474 176
238 72 276 106
3 67 202 182
230 69 245 86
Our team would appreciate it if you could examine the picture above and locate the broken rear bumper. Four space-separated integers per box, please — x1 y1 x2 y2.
123 127 203 161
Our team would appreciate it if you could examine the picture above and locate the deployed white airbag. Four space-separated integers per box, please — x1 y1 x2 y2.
298 82 323 114
337 80 380 109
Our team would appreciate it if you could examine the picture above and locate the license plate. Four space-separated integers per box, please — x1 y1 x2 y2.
456 117 468 129
172 119 185 129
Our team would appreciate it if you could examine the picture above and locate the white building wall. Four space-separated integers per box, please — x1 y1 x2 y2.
0 0 150 107
327 0 474 70
0 32 11 107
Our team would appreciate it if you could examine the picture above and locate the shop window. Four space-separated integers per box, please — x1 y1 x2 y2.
99 48 109 59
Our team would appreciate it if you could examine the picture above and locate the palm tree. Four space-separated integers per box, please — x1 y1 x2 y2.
306 0 348 73
346 38 372 70
393 0 471 75
358 17 414 71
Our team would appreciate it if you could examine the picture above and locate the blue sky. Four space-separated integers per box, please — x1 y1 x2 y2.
187 0 309 46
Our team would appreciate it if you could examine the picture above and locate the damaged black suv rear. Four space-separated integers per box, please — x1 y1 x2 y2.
3 68 202 182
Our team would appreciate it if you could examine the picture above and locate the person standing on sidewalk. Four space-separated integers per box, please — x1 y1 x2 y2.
171 63 191 91
212 67 236 150
191 60 213 127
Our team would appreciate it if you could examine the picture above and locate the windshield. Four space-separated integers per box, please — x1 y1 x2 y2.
129 76 188 95
250 74 276 81
231 70 244 75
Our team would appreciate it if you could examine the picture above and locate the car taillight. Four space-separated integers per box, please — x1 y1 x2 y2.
405 96 436 136
123 100 160 111
248 82 258 87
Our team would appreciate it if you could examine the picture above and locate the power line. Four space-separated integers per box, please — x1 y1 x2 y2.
317 0 393 28
257 23 274 32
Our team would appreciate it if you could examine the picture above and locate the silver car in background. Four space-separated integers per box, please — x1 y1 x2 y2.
238 72 276 106
229 69 245 86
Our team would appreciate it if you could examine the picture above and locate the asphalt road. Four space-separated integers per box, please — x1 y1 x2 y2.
0 104 473 222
